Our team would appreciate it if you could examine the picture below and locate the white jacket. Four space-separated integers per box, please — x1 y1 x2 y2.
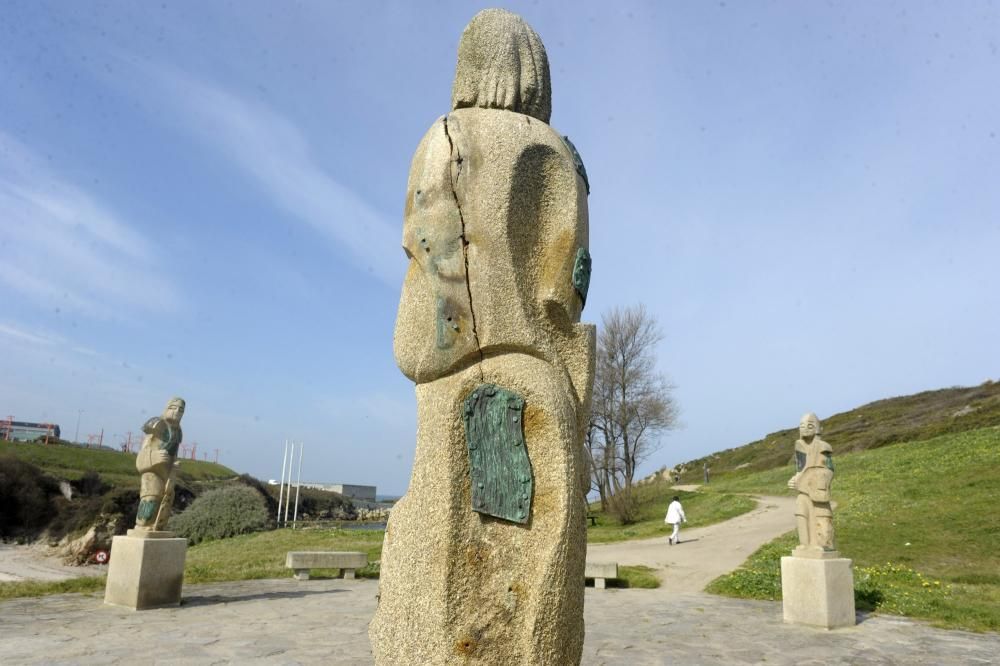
665 500 686 525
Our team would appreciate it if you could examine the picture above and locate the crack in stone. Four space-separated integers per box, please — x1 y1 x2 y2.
442 114 485 381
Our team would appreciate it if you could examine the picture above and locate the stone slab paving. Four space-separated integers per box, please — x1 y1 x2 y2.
1 578 996 664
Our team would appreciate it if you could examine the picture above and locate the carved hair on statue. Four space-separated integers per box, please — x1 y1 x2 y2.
451 8 552 123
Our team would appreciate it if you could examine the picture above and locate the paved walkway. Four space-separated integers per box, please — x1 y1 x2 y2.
1 578 996 665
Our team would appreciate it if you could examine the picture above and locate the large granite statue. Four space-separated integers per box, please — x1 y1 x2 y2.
786 412 835 554
105 397 188 610
369 9 595 665
134 397 185 532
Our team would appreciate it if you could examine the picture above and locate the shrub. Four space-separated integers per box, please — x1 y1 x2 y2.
604 486 639 525
0 456 59 538
235 474 279 518
101 487 139 518
73 470 109 497
168 484 269 544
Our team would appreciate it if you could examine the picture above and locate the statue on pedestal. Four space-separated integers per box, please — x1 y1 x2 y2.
787 412 835 554
780 412 855 628
105 396 189 610
134 397 184 533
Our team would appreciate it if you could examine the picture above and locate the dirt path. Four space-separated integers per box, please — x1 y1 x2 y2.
587 494 796 593
0 544 105 583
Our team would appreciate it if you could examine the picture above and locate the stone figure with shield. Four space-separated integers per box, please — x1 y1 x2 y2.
780 412 856 629
787 411 835 555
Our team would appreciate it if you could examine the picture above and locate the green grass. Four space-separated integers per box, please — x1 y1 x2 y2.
0 527 384 600
0 575 106 601
586 481 756 544
615 565 660 589
184 527 385 583
0 439 236 488
707 426 1000 632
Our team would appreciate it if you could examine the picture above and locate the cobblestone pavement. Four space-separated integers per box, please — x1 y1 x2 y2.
1 578 996 665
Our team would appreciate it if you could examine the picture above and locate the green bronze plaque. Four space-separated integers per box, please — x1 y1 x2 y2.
561 135 590 195
463 384 532 524
572 247 592 308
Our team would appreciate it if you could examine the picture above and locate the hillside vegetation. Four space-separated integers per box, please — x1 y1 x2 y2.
706 425 1000 632
1 439 238 545
674 380 1000 481
0 439 236 488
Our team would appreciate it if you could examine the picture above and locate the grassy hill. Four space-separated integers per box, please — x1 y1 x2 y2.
672 380 1000 482
0 439 237 488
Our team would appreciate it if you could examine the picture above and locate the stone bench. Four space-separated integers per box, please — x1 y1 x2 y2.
285 551 368 581
585 561 619 589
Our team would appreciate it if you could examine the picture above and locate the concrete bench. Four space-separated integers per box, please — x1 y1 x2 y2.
285 551 368 581
585 561 619 589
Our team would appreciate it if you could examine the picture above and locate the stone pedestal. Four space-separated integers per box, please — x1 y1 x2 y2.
104 531 187 610
780 553 855 629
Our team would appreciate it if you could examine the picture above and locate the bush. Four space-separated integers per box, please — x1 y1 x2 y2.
235 474 279 518
0 456 59 538
73 470 109 497
168 484 269 544
604 486 639 525
101 487 139 518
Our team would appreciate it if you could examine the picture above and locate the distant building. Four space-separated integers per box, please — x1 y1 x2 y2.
0 420 60 442
330 484 377 502
266 479 378 503
286 482 377 502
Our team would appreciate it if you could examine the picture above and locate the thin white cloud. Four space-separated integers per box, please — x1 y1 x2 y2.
0 320 105 359
114 59 402 287
0 321 64 347
0 132 181 318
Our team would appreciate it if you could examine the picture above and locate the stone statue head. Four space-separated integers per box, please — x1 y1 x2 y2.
799 412 821 439
163 397 186 423
451 8 552 123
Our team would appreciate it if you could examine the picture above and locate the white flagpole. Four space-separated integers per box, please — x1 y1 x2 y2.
292 442 304 529
284 442 294 525
277 439 289 525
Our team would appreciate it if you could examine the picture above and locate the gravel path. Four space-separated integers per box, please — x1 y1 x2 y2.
588 494 796 593
0 544 105 583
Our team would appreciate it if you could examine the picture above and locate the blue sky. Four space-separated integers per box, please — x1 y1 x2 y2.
1 1 997 495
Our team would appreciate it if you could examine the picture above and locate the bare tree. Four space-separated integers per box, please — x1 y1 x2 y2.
587 304 678 522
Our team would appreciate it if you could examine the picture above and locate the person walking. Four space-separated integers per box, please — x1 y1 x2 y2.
665 495 687 545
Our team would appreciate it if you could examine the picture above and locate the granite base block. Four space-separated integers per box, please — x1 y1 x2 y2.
104 534 187 610
781 555 856 629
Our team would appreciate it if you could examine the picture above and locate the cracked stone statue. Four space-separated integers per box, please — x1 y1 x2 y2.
134 397 185 533
369 9 595 665
787 412 836 554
